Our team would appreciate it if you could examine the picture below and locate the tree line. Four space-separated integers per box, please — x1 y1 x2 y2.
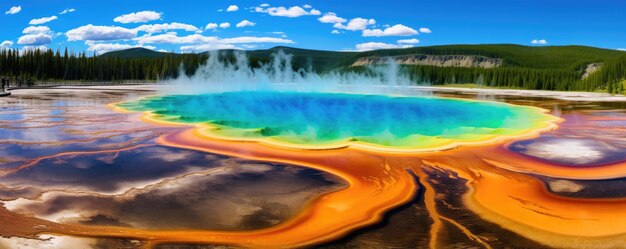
404 66 580 91
578 55 626 94
351 56 626 93
0 47 624 94
0 48 207 84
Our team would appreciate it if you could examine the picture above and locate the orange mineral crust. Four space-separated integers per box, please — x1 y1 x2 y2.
85 97 624 248
6 90 626 249
418 145 626 249
0 128 419 248
144 129 420 247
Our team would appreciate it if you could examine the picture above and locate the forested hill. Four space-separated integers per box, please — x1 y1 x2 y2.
1 44 625 94
101 47 173 59
101 45 626 94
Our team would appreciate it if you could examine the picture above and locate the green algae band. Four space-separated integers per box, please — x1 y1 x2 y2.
118 92 556 150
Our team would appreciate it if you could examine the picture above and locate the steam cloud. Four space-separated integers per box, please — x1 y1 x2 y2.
123 51 551 149
161 50 422 95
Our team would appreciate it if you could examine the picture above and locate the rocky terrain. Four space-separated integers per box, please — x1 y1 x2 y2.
582 63 603 79
351 54 503 68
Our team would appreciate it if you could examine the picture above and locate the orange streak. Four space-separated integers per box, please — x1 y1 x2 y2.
413 166 444 249
0 144 152 176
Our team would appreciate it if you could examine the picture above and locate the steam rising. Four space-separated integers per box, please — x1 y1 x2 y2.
162 50 418 95
116 50 559 149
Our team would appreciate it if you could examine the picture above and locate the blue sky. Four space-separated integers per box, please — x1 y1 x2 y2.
1 0 625 54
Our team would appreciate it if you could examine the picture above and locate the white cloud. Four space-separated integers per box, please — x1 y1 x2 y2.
397 38 420 44
59 8 75 15
137 33 295 45
362 24 418 37
331 30 340 34
132 31 294 53
355 42 412 51
29 16 58 25
0 40 13 48
227 5 239 12
179 36 294 52
271 31 287 38
23 26 51 34
20 45 48 53
220 36 293 44
5 6 21 15
219 22 231 28
236 20 256 28
256 5 321 18
260 3 270 7
206 23 218 30
419 27 432 34
134 23 201 34
531 39 548 45
85 41 155 54
334 18 376 31
66 24 137 41
618 48 626 51
114 11 161 24
303 4 312 9
180 43 238 52
521 139 606 165
17 33 53 45
318 12 346 24
242 44 258 49
134 33 218 44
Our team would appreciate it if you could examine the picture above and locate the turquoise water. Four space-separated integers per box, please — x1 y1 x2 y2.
118 91 554 148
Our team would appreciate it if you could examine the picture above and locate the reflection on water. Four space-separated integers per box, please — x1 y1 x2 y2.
510 136 626 166
5 159 342 231
0 88 345 245
1 87 626 248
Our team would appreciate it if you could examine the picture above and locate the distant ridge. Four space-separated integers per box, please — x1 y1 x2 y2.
100 47 173 59
101 44 625 71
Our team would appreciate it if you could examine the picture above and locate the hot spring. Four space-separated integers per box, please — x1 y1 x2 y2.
117 91 557 151
7 51 626 249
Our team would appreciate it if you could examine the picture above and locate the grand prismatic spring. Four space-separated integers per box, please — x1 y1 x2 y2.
2 52 626 249
3 85 626 249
